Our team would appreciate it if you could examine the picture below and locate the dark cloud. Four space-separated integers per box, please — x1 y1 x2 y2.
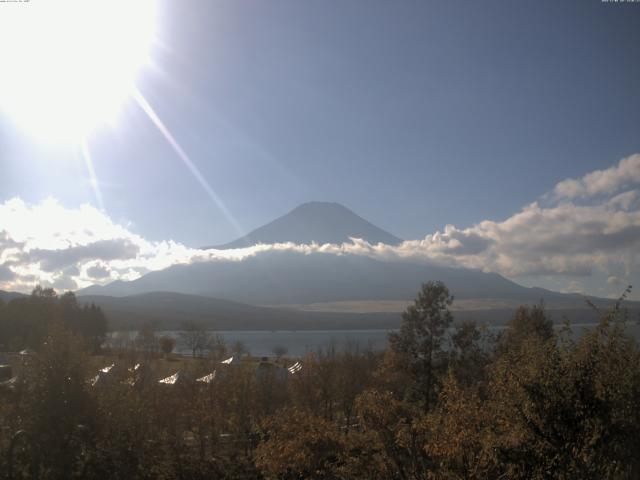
28 239 139 272
63 265 80 277
52 275 78 291
0 265 15 282
86 264 111 279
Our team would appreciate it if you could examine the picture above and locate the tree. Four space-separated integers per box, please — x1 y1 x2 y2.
337 341 375 433
485 288 640 478
21 322 97 478
207 333 228 361
0 287 107 351
231 340 249 357
450 320 488 387
31 285 58 302
355 389 432 479
388 280 453 410
423 372 498 479
256 408 345 480
499 303 553 352
159 335 176 356
272 345 287 359
135 323 158 356
179 321 212 358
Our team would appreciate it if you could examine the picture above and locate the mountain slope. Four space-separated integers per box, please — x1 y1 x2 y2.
0 290 26 303
78 250 589 306
78 291 636 331
78 291 401 330
209 202 402 249
79 202 627 313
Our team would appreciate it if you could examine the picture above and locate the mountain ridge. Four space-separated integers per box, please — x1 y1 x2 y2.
75 290 636 331
77 291 402 330
78 250 608 307
74 202 633 314
0 290 26 303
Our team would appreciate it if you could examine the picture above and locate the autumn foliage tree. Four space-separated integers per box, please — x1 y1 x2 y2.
1 283 639 480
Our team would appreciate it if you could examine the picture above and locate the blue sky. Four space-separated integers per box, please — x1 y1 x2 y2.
0 0 639 297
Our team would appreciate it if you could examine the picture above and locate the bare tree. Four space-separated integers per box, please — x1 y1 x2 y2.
179 321 212 358
232 340 249 357
159 335 176 357
135 323 159 356
272 345 288 359
207 334 228 361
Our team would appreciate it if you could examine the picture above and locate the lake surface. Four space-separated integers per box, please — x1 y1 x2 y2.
110 322 640 357
111 329 391 357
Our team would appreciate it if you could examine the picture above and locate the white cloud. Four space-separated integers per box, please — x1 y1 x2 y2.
607 275 624 286
394 199 640 278
0 155 639 298
0 197 257 292
553 154 640 200
561 280 584 294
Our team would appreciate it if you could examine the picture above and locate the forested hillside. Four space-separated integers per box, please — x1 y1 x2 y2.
0 287 107 351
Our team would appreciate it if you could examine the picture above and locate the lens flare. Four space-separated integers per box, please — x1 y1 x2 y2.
132 89 245 238
0 0 157 142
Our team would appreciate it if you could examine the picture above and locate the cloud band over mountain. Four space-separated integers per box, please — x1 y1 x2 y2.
1 155 638 298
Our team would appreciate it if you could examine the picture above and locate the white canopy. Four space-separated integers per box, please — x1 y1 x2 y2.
196 371 216 384
158 372 180 385
221 356 234 365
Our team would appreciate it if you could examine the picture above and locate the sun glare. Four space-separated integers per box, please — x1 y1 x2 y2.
0 0 157 142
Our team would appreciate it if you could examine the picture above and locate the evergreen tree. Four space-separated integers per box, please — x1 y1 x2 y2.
388 280 453 410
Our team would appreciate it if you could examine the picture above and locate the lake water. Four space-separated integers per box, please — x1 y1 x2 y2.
110 322 640 357
111 329 391 357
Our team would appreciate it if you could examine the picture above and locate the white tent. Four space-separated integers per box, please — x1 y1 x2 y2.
0 375 17 389
159 372 179 385
100 363 115 373
158 371 193 386
196 371 216 384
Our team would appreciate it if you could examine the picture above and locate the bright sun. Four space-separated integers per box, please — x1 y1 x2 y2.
0 0 157 142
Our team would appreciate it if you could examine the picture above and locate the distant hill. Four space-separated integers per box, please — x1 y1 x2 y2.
2 287 631 332
76 291 635 332
79 250 602 307
208 202 402 249
78 291 402 331
0 290 26 303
